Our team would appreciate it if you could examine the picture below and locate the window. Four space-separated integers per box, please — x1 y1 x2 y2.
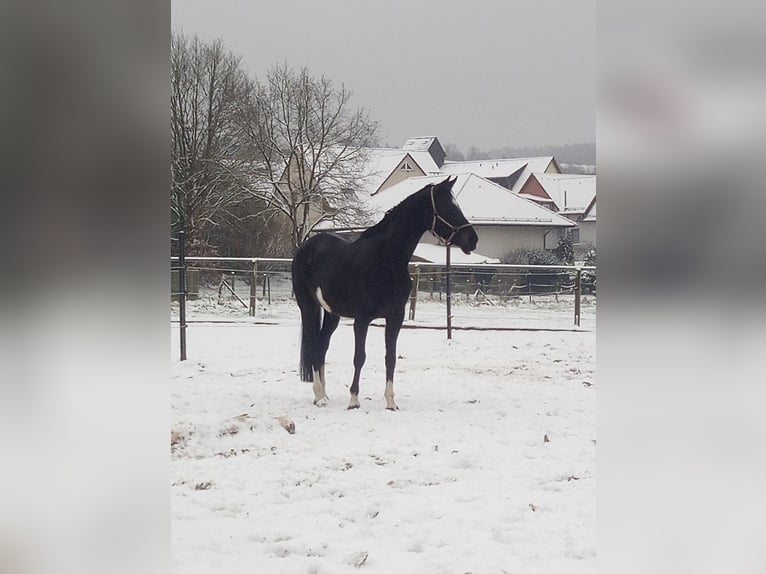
570 228 580 245
401 161 413 172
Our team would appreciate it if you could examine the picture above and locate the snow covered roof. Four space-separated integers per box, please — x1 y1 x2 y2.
366 173 575 228
358 149 410 194
531 173 596 214
440 156 559 194
405 150 441 175
358 148 441 195
441 158 529 179
402 136 439 152
401 136 446 167
412 243 500 265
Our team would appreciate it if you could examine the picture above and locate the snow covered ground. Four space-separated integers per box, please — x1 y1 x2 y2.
171 300 595 573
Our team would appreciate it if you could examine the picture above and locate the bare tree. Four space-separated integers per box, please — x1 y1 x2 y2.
443 142 466 162
237 63 379 252
171 32 260 253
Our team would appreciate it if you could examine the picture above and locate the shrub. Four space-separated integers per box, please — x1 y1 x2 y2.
503 247 561 266
502 247 565 294
582 246 596 294
554 236 575 265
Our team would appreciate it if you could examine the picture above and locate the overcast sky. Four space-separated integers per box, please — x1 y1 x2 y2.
171 0 595 150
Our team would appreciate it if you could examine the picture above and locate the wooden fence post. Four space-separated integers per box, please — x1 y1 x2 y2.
574 268 581 326
528 270 533 303
408 265 420 321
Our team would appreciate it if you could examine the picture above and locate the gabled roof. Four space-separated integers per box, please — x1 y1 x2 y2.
405 150 441 175
365 173 575 228
507 156 560 193
402 136 446 168
359 148 411 194
525 173 596 214
358 147 442 195
440 156 558 192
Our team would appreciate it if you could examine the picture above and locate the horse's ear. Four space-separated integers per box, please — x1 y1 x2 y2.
440 175 456 189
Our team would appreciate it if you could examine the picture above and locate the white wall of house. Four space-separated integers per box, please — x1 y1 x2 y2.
549 220 596 249
420 224 557 259
579 221 596 246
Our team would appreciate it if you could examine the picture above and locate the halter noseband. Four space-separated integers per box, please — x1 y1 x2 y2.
429 184 473 246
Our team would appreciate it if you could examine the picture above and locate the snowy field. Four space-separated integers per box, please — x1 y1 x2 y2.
171 299 595 573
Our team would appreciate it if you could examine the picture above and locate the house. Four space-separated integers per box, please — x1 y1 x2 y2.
358 136 562 197
288 135 593 256
518 173 597 246
360 173 575 260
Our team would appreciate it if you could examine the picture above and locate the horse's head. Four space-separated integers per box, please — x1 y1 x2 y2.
428 176 478 254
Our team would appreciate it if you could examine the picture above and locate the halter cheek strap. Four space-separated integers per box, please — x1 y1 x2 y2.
430 185 473 246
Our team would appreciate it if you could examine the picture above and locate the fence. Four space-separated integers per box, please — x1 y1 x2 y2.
171 247 596 360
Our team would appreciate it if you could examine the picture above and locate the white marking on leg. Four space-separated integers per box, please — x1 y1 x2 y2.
320 365 327 392
384 379 398 410
313 369 328 405
315 287 333 314
348 394 360 409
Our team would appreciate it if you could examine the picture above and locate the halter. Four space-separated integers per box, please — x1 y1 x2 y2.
429 184 473 246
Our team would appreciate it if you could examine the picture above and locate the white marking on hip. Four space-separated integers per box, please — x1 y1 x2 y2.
315 287 333 314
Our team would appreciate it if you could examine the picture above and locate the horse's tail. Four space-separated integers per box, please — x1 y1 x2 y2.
292 251 320 382
298 303 321 382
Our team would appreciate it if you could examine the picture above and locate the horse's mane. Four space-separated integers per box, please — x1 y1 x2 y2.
358 186 428 240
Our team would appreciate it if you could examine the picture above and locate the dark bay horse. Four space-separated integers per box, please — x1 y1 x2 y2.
291 176 478 410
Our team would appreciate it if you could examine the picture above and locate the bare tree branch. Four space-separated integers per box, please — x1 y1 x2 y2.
237 63 378 252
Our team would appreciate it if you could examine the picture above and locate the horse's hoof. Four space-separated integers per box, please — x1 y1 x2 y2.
347 404 360 410
313 396 329 407
385 406 399 411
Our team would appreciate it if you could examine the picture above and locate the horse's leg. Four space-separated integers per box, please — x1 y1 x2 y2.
384 308 405 411
317 312 340 397
348 319 369 410
312 360 328 406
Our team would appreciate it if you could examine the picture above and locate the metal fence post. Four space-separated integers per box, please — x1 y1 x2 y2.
178 230 187 361
249 261 256 316
574 268 582 326
253 260 259 315
446 246 452 340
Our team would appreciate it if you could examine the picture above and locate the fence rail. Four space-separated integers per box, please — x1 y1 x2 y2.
170 252 596 359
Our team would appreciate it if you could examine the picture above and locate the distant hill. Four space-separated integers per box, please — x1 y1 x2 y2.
444 142 596 171
558 162 596 175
